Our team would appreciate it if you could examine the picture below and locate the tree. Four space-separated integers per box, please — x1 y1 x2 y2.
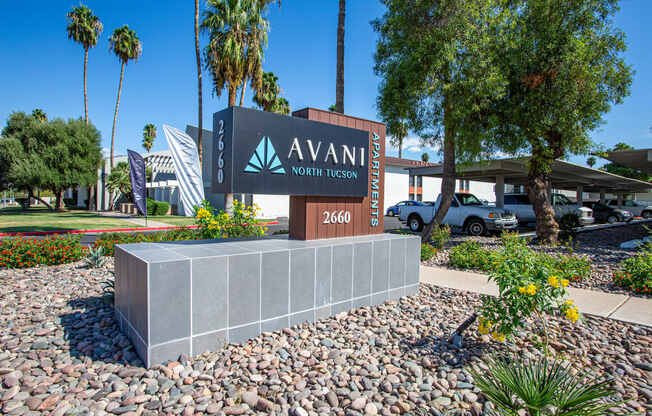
328 104 337 112
387 120 408 159
239 3 268 106
491 0 632 243
586 156 596 168
273 97 290 115
421 152 429 162
374 0 507 242
335 0 345 113
195 0 203 166
39 118 103 210
0 113 102 210
253 71 281 111
202 0 269 107
66 5 103 124
142 123 156 153
106 161 133 205
31 109 47 123
108 25 142 169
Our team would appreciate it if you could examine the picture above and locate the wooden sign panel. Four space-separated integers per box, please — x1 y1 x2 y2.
290 108 385 240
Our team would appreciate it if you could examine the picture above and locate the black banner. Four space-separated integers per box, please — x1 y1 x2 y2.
127 149 147 216
212 107 369 197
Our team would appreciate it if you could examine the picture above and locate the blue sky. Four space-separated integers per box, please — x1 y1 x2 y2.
1 1 649 167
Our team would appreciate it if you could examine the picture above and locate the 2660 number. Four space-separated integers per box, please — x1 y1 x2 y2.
322 210 351 224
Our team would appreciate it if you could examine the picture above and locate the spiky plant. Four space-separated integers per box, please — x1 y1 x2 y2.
469 356 619 416
85 245 107 268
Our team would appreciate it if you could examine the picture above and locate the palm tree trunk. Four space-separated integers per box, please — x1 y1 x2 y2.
239 76 247 107
110 62 125 169
195 0 203 165
228 86 237 107
398 138 403 159
84 47 89 124
335 0 345 114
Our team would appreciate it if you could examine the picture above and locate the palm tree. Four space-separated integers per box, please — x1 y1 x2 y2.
253 71 280 111
142 124 156 153
421 152 429 162
335 0 345 113
586 156 597 168
202 0 264 107
108 25 142 169
239 6 268 106
273 97 290 115
66 5 103 124
194 0 203 165
31 109 47 123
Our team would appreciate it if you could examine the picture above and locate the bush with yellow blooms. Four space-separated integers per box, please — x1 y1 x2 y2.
194 200 267 240
477 232 581 352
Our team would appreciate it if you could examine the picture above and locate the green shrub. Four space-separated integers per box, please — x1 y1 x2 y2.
85 246 107 268
470 356 618 416
0 235 86 269
614 242 652 295
63 198 76 209
421 243 437 261
559 211 581 238
428 224 450 249
448 241 495 271
194 200 266 239
154 201 169 216
146 198 157 216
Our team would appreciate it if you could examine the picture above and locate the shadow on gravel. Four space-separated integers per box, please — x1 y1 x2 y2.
60 296 144 367
399 335 493 369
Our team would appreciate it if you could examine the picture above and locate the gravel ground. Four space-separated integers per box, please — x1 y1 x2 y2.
423 223 652 297
1 261 651 415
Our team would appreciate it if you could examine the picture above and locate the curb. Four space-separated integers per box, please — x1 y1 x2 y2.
0 221 279 237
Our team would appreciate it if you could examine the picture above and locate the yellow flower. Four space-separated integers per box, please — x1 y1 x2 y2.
564 299 574 306
561 279 569 287
491 331 506 342
564 306 579 323
196 208 211 220
548 275 560 288
518 286 527 294
527 284 537 295
477 318 492 335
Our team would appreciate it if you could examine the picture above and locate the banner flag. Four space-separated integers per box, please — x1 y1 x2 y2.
127 149 147 216
162 125 205 216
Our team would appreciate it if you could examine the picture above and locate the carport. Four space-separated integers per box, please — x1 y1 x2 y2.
408 157 652 209
600 148 652 174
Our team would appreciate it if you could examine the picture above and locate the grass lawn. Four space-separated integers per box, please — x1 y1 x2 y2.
146 215 196 226
0 207 142 233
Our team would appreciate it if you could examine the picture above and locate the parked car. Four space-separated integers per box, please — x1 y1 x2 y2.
386 200 422 216
398 192 518 236
606 199 652 219
583 201 633 224
503 193 594 226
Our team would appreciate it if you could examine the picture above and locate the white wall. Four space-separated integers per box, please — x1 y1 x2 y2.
384 167 410 209
253 194 289 219
421 176 442 202
470 181 496 202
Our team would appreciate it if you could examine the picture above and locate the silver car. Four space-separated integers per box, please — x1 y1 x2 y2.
606 199 652 219
503 193 594 226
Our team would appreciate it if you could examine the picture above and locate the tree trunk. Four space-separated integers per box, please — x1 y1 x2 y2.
89 185 96 211
527 153 558 245
421 119 455 242
195 0 203 165
228 86 237 107
239 76 248 107
55 190 66 211
84 47 89 124
335 0 345 113
398 138 402 159
109 62 125 208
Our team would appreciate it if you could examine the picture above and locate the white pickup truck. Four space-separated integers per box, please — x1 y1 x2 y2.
398 192 518 236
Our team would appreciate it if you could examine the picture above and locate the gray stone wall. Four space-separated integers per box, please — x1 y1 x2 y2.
114 234 420 367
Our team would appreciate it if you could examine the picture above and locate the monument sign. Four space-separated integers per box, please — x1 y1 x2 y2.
114 107 417 367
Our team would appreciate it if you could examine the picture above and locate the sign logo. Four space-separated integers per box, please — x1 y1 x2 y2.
244 136 286 175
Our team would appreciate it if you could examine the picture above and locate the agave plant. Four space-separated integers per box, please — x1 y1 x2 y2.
85 245 107 268
470 356 619 416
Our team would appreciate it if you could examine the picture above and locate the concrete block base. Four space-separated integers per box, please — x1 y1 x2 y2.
114 233 420 367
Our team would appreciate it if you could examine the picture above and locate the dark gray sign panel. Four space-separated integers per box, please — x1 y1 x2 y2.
212 107 369 197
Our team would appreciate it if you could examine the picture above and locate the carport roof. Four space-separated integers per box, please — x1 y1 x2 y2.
408 157 652 193
599 148 652 174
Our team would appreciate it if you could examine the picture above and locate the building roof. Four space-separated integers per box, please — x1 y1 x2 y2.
408 157 652 193
144 151 175 173
385 156 438 169
600 148 652 174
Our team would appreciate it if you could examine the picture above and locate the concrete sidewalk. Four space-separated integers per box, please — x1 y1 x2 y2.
97 211 171 228
420 265 652 327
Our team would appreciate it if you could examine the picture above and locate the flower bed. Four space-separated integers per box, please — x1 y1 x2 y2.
0 235 86 269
